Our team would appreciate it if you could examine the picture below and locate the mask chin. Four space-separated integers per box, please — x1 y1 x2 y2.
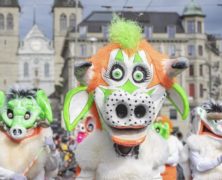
199 120 222 140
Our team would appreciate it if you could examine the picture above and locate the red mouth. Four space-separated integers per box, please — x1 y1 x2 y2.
200 121 222 139
107 125 147 147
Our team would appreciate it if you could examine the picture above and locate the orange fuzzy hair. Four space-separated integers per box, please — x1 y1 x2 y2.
156 115 173 133
87 40 175 92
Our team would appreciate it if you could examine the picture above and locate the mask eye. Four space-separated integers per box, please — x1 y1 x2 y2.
85 117 95 133
24 112 31 120
7 109 14 119
110 64 125 81
155 127 160 133
86 122 95 132
132 65 149 83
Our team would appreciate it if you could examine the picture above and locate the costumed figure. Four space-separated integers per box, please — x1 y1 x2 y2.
0 88 60 180
63 16 189 180
153 116 184 180
185 100 222 180
75 116 96 144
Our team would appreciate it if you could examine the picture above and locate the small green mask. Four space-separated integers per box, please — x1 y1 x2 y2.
0 89 53 133
152 122 170 140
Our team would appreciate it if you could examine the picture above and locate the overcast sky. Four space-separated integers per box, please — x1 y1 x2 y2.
19 0 222 39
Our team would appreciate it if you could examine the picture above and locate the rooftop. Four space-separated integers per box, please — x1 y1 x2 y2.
52 0 83 9
183 0 205 17
78 11 185 33
0 0 20 9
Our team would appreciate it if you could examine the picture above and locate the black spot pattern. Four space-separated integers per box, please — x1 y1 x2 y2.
104 90 156 128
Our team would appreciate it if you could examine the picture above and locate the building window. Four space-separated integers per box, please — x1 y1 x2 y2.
7 13 13 30
189 83 195 98
187 20 195 34
168 44 176 57
0 14 4 30
199 64 203 76
200 84 204 98
197 21 202 33
198 45 203 56
69 13 76 30
102 25 108 39
189 64 194 76
167 25 176 38
35 69 39 77
144 26 153 39
44 63 50 77
79 26 87 38
188 45 195 57
80 44 87 56
170 109 177 120
24 62 29 77
60 13 67 32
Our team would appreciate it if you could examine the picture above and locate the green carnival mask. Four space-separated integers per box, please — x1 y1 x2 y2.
0 89 53 140
152 122 170 140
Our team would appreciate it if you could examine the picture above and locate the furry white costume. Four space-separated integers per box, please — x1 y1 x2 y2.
186 100 222 180
166 135 183 166
187 134 222 180
0 89 59 180
63 17 189 180
76 129 168 180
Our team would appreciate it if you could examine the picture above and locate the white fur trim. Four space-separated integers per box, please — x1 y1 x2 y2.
76 129 168 180
186 134 222 179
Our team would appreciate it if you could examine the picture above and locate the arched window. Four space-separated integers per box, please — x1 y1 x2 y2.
24 62 29 77
69 13 76 30
44 63 50 77
60 13 67 32
0 14 4 30
7 13 13 30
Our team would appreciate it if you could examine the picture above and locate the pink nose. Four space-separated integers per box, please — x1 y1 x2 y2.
77 132 87 143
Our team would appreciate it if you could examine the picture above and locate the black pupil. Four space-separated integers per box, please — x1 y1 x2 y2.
25 112 30 120
110 64 124 81
88 124 94 132
116 104 128 119
7 109 13 119
133 66 147 83
156 127 160 133
134 105 146 118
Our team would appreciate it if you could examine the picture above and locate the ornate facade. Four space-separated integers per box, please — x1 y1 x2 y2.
17 25 55 95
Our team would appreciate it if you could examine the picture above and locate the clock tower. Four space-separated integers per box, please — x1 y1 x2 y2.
17 24 55 95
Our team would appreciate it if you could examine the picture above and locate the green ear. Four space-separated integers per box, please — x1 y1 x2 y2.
63 86 94 132
0 91 6 109
36 90 53 123
167 83 190 120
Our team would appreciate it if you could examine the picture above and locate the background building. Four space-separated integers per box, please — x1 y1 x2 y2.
0 0 20 91
17 24 55 95
52 0 83 87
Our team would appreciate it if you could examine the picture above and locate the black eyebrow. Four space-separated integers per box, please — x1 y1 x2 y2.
7 89 37 100
202 101 222 113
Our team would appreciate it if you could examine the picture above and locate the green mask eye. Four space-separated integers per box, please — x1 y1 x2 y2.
112 69 123 80
133 71 144 82
110 63 125 81
132 65 148 83
24 112 31 120
7 109 14 119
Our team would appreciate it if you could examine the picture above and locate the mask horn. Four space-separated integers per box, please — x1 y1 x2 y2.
74 61 92 86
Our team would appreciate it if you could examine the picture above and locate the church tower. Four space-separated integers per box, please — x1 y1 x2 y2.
0 0 20 90
52 0 83 85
